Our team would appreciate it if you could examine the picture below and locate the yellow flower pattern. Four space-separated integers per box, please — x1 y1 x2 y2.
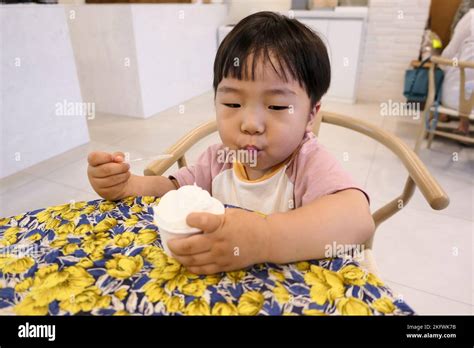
0 255 35 274
0 197 414 315
106 255 143 279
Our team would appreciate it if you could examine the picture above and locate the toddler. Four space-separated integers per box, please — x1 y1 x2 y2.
87 11 375 275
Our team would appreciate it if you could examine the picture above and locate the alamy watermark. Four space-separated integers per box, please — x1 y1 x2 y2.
380 99 420 120
1 244 41 258
324 241 366 260
217 147 258 167
18 322 55 341
55 99 95 120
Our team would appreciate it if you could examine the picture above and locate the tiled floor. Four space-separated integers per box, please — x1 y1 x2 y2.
1 90 472 314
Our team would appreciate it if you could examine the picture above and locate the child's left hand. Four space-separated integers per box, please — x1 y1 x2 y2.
167 208 270 275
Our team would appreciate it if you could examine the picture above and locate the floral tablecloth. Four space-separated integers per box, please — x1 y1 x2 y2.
0 196 415 316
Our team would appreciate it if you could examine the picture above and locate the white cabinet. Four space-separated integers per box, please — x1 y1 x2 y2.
218 25 234 46
301 18 364 103
298 19 329 47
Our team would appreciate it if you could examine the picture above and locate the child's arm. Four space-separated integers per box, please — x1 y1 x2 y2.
264 189 374 263
168 188 374 274
124 174 177 198
87 151 176 200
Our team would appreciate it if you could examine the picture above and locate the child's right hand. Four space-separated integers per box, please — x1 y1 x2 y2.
87 151 132 201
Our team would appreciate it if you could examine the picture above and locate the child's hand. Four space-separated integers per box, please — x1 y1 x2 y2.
87 151 132 201
167 208 270 275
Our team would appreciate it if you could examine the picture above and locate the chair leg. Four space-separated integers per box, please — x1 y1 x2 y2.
427 130 435 148
426 109 438 149
414 108 430 153
414 126 426 154
414 129 426 153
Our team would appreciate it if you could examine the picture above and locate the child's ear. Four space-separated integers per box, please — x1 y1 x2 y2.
305 102 321 133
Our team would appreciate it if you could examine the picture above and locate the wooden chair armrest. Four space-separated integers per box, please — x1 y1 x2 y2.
427 56 474 120
430 55 474 69
143 119 217 176
321 111 449 212
144 111 449 230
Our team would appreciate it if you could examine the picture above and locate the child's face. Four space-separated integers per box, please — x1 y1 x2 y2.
215 54 319 173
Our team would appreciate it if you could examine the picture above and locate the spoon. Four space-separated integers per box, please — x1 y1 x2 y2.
126 154 173 163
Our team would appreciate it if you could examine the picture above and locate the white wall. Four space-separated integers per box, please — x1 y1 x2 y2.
357 0 431 102
66 4 228 118
1 5 89 179
67 5 145 118
132 5 228 117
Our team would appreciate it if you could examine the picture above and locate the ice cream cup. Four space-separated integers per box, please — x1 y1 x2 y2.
153 184 225 257
154 216 203 256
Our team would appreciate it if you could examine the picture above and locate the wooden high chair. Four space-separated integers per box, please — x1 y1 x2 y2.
144 111 449 275
415 55 474 151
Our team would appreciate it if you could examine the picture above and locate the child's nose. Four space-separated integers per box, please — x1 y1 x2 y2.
240 113 265 135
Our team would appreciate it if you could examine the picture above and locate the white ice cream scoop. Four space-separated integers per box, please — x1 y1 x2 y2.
153 184 225 256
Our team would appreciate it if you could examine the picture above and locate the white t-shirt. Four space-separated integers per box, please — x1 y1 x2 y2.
169 131 368 215
441 9 474 114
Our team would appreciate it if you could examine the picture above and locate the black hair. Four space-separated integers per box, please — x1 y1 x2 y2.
213 11 331 108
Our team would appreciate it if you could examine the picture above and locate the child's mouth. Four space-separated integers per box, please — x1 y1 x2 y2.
243 145 261 156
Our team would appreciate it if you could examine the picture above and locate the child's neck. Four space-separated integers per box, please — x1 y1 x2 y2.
242 144 303 180
242 159 287 181
242 165 269 181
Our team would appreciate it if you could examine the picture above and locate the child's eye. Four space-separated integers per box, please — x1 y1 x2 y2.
269 105 289 111
223 103 241 108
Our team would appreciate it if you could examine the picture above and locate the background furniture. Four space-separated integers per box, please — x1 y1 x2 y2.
415 55 474 151
428 0 462 47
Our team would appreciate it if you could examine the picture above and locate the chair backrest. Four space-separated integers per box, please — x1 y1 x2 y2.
145 113 324 177
144 111 449 250
430 56 474 116
458 65 474 116
312 108 323 136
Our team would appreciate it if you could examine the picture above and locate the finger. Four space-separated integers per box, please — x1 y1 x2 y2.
173 251 216 267
88 151 114 167
167 234 211 256
88 162 130 178
93 171 131 188
186 264 221 275
112 151 126 163
186 212 223 233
